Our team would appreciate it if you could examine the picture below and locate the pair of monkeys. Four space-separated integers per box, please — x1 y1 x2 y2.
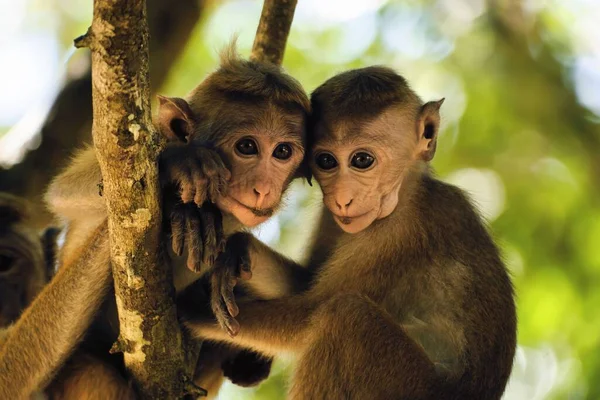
0 46 516 399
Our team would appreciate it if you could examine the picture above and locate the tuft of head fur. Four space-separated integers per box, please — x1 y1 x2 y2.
192 41 310 115
310 66 422 124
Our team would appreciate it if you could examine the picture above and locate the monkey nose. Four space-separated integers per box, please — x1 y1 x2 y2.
335 197 353 213
253 185 271 207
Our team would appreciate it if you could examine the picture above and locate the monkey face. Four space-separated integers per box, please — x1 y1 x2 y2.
310 105 439 234
214 107 306 227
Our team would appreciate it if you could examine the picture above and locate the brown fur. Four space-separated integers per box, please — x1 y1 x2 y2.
0 47 309 398
0 194 48 329
46 352 135 400
182 67 517 400
0 220 111 399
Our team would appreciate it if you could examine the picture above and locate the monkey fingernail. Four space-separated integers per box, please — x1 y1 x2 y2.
228 320 240 337
226 300 239 317
172 241 184 256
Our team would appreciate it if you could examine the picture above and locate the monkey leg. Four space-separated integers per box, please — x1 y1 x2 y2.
45 351 135 400
289 293 440 400
192 342 230 400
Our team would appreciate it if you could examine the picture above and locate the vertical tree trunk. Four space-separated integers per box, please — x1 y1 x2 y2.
78 0 299 397
77 0 193 397
251 0 298 65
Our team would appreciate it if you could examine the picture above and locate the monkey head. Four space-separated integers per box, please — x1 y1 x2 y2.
156 47 310 227
309 67 444 234
0 193 52 327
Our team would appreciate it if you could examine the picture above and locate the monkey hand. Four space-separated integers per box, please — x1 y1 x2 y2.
170 202 225 273
159 144 231 206
210 233 253 337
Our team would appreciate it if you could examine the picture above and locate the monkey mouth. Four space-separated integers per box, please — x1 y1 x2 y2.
229 197 274 217
333 212 370 225
249 208 274 217
339 217 352 225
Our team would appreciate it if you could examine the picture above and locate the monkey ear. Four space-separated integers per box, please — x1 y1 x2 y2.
416 98 444 162
156 95 195 143
296 160 313 186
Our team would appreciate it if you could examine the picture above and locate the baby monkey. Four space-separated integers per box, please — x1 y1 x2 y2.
180 66 517 399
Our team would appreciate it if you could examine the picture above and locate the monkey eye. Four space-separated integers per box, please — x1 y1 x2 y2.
235 138 258 156
273 143 292 160
351 152 375 170
0 254 15 273
315 152 338 170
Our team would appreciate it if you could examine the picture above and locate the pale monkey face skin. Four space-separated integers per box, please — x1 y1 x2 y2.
215 107 305 227
311 103 441 233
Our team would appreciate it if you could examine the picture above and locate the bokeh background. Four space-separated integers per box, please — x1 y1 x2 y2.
1 0 599 399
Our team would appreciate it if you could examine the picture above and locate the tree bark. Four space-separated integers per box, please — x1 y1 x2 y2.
79 0 195 397
77 0 298 396
251 0 298 65
0 0 203 228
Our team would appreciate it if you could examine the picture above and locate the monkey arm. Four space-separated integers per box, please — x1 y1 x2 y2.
241 234 313 298
45 147 106 222
182 293 319 357
207 232 315 336
0 223 112 399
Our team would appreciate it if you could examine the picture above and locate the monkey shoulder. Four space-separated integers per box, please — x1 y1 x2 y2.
416 176 514 309
419 176 503 264
45 147 104 221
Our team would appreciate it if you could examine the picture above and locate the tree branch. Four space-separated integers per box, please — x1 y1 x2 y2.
251 0 298 65
83 0 194 397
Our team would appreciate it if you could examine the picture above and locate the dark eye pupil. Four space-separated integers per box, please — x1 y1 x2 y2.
316 153 338 170
351 152 374 169
0 254 14 273
236 138 258 155
273 144 292 160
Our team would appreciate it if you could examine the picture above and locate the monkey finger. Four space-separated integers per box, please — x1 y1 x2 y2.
216 171 230 198
178 165 196 204
186 213 204 273
213 205 226 253
201 152 229 201
210 273 240 336
221 276 239 318
170 209 185 256
210 154 231 196
199 209 218 267
224 315 240 338
191 167 208 206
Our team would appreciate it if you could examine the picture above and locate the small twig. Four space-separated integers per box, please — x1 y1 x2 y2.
251 0 298 66
109 338 133 354
74 28 93 49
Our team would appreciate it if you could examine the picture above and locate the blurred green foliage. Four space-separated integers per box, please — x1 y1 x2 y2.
2 0 600 398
